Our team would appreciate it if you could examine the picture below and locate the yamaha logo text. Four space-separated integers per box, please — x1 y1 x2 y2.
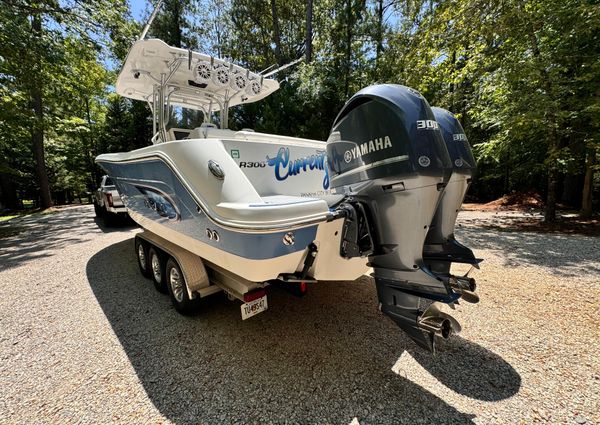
344 135 393 163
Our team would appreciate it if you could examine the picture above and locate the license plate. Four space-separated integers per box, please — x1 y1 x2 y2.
241 295 268 320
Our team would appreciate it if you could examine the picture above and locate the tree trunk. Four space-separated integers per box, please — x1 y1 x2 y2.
545 164 557 222
375 0 383 65
581 147 595 217
450 50 456 111
344 0 353 98
215 5 223 57
85 97 97 192
504 149 510 194
31 14 52 209
270 0 283 65
305 0 313 63
528 24 557 223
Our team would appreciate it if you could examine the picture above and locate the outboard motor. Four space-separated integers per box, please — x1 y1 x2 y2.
424 107 479 270
327 84 465 352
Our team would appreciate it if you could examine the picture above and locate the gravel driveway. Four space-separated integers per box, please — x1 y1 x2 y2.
0 205 598 424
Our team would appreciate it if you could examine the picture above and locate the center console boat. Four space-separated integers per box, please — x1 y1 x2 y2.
96 26 481 352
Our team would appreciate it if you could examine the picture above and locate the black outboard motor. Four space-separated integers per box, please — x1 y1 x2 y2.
327 84 465 352
421 107 481 306
424 107 479 271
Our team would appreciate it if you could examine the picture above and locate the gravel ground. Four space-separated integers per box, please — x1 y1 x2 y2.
0 205 598 424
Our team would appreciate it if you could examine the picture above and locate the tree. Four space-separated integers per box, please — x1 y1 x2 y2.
377 0 600 219
0 0 132 208
0 0 597 216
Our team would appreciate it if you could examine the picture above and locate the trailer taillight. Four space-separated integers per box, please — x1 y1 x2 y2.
299 281 307 294
243 289 266 303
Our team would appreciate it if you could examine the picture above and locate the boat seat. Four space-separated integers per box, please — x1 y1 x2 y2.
215 195 329 226
188 125 236 140
166 128 193 141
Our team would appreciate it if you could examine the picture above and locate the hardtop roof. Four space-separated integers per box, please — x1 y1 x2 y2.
115 38 279 112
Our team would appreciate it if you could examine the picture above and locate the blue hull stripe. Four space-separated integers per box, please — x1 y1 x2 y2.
97 158 318 260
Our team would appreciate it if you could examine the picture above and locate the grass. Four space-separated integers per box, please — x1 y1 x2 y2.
0 206 59 223
0 199 37 222
0 214 20 222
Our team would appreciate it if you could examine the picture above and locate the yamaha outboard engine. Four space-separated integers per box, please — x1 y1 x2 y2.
418 108 481 307
327 84 466 351
424 107 479 271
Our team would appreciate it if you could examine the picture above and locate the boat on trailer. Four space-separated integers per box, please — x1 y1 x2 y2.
96 18 481 351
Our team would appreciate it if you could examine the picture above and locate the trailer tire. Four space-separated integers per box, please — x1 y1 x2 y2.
148 247 168 293
166 257 199 315
135 237 151 278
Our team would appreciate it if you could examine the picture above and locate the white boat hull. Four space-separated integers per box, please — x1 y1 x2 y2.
97 135 369 283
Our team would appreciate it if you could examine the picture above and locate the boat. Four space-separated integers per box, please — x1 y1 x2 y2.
95 14 481 351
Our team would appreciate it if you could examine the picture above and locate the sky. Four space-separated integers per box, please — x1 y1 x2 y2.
129 0 148 22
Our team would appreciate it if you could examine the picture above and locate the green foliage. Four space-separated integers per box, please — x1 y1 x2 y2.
376 0 600 209
0 0 134 207
0 0 597 215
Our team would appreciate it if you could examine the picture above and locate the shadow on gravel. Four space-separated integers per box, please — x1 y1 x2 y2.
86 240 522 424
0 206 137 271
409 337 521 401
93 214 138 233
457 225 600 277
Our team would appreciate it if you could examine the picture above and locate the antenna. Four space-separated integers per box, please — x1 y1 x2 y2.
262 57 304 78
259 63 278 75
139 0 164 40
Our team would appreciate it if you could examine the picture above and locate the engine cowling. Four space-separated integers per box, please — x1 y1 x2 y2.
327 84 452 187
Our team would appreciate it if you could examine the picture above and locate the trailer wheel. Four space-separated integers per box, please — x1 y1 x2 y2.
135 237 151 278
166 257 199 315
148 247 167 293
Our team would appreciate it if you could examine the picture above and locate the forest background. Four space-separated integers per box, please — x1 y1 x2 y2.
0 0 598 222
